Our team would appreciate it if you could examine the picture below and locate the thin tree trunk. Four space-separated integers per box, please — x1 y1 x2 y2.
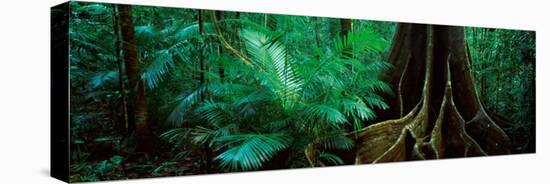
215 11 225 82
112 5 129 134
264 14 268 28
197 9 212 173
198 10 206 85
118 4 153 152
235 12 242 51
312 17 322 61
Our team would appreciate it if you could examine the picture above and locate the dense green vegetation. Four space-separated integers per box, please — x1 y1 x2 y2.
466 28 536 152
65 2 535 182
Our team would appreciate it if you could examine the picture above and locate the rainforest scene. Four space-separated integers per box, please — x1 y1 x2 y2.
57 2 535 182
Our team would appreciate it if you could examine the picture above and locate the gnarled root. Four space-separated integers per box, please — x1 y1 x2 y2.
306 24 511 166
354 25 511 164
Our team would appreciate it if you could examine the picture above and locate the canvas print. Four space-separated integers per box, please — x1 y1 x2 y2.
51 1 535 182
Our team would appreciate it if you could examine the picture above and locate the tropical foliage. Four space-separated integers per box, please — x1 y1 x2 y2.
65 2 535 182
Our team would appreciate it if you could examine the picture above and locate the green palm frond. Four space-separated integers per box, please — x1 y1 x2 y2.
334 28 387 54
308 74 345 93
141 49 175 89
135 25 159 41
241 29 304 111
363 93 389 110
167 82 259 126
75 4 108 15
318 152 344 165
167 87 205 126
305 104 348 127
363 60 392 73
234 87 274 106
341 97 376 121
174 22 215 42
160 128 191 146
214 134 290 171
90 70 118 89
207 82 254 97
195 100 231 126
139 22 218 90
233 87 277 118
192 126 232 146
319 134 354 150
221 18 273 35
362 78 393 94
70 34 111 53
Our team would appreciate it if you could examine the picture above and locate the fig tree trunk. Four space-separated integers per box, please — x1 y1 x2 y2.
353 23 512 163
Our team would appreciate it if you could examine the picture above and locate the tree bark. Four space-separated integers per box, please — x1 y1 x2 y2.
312 17 322 61
307 23 512 165
112 5 129 134
353 24 511 163
118 5 153 152
198 10 206 85
197 10 212 173
215 11 225 82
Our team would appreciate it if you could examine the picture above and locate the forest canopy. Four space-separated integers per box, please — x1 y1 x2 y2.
63 2 535 182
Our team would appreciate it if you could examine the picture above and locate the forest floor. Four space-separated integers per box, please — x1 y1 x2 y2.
69 119 217 182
